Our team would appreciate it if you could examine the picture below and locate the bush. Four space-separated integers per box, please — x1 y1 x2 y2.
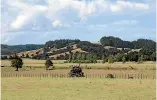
68 66 85 77
106 74 114 78
64 61 69 63
108 56 115 64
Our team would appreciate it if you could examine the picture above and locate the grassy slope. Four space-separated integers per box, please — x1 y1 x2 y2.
2 77 155 100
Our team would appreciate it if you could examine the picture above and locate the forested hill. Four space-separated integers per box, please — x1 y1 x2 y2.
1 36 156 61
1 44 44 55
100 36 156 51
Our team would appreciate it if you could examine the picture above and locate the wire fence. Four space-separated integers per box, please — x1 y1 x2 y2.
1 72 156 79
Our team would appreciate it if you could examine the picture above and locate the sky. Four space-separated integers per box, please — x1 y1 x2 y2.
1 0 156 45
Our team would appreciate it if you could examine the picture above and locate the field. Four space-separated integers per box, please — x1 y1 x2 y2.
1 59 156 69
1 77 156 100
1 59 156 78
1 59 156 100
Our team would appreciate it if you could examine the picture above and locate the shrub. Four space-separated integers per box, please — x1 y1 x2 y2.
106 74 114 78
45 59 53 70
108 56 115 64
68 66 85 77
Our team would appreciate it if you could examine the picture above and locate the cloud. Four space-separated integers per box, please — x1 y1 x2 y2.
52 20 71 29
8 0 47 30
5 0 151 30
1 0 155 44
10 13 33 29
110 1 149 12
88 24 107 29
112 20 139 25
45 0 150 19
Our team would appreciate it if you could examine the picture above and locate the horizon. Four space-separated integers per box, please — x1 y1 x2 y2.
1 0 156 45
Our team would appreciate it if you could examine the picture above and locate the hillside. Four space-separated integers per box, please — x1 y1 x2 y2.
1 44 44 55
2 36 156 62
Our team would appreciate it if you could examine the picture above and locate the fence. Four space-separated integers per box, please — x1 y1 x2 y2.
1 72 156 79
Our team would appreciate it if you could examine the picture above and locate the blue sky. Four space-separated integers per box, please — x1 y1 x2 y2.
1 0 156 44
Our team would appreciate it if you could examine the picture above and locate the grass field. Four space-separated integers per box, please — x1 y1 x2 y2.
1 59 156 70
1 77 156 100
1 59 156 78
1 59 156 100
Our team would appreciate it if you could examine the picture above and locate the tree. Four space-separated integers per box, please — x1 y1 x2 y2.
21 54 25 58
45 59 53 70
138 55 144 63
11 56 23 71
102 54 105 63
81 53 86 60
76 53 82 60
122 56 126 63
72 53 77 60
26 54 29 58
115 53 124 62
150 52 156 61
92 54 97 63
108 56 114 64
68 54 72 63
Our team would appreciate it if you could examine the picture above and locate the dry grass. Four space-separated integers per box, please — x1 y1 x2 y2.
1 59 155 78
1 59 156 70
1 77 156 100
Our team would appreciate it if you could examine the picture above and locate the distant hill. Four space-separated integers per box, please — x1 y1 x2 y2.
100 36 156 51
1 44 44 55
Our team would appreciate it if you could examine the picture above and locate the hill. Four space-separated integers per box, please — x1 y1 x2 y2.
2 36 156 62
100 36 156 51
1 44 44 55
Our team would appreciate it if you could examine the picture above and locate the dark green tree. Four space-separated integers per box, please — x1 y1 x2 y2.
11 56 23 71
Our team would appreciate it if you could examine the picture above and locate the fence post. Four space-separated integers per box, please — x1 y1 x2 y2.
122 74 123 79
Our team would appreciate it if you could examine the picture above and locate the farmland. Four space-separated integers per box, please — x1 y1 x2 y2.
1 59 156 100
1 77 156 100
1 59 156 70
1 59 156 78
